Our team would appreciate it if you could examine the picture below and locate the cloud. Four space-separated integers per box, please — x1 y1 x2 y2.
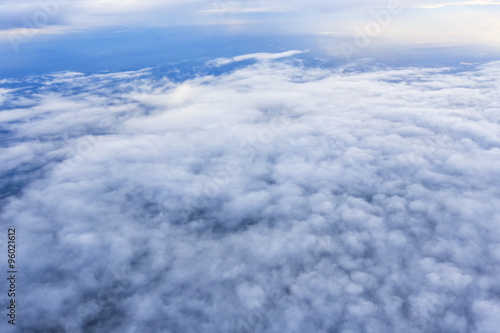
411 0 500 8
0 0 202 35
1 58 500 332
1 0 500 44
1 0 500 61
209 50 306 66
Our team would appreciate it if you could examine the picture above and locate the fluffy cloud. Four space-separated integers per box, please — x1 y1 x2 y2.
1 56 500 332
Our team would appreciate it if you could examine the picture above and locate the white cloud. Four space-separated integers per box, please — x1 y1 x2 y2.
209 50 306 66
1 58 500 332
1 0 500 51
410 0 500 8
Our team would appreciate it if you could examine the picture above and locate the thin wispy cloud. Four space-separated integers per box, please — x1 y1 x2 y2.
411 0 500 8
1 0 500 51
209 50 306 66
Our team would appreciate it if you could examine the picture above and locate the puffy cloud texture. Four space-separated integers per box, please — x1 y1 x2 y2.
1 58 500 332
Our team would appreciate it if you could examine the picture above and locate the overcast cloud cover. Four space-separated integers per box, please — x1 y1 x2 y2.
0 56 499 332
2 0 500 49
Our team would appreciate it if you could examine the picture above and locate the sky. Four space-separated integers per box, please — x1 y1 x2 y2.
1 1 500 333
1 0 500 46
1 0 500 78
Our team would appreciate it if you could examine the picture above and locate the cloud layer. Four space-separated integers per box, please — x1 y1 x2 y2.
1 58 500 332
2 0 500 50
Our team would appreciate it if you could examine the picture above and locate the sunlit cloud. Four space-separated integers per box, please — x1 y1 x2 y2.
410 0 500 8
209 50 306 66
0 0 499 51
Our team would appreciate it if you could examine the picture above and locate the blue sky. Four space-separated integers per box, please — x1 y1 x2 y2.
1 0 500 78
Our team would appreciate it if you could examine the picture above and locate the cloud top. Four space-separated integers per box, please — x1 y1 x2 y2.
1 59 500 332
